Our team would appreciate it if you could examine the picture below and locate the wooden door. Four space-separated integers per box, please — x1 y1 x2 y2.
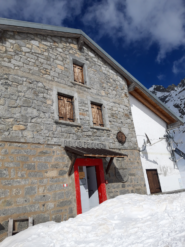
146 169 162 194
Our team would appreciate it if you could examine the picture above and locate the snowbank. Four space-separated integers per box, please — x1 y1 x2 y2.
1 193 185 247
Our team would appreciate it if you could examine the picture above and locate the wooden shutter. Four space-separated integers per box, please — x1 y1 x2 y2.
91 103 104 127
146 170 161 194
73 64 84 84
58 95 65 120
66 97 74 122
58 94 74 122
91 104 98 126
97 105 104 127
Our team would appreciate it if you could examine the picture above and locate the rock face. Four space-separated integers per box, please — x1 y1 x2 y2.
150 79 185 120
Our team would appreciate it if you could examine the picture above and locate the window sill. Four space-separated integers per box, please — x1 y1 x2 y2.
55 120 81 127
71 81 91 89
90 126 111 131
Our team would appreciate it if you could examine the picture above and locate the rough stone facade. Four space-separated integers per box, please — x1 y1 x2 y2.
0 30 146 241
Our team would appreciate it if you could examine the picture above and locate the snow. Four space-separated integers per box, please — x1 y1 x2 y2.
1 193 185 247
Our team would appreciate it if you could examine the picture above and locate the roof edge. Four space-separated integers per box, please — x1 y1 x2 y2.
0 17 183 125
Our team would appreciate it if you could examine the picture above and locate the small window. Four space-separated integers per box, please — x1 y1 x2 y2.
73 64 84 84
58 94 74 122
91 103 104 127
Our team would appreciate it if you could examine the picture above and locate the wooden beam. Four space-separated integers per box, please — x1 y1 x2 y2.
84 154 127 158
106 157 114 174
128 83 136 92
68 155 77 176
130 90 172 124
78 35 84 51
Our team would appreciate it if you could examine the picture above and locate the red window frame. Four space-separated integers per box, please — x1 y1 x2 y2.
74 158 107 215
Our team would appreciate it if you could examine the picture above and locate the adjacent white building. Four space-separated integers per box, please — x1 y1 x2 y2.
129 95 183 194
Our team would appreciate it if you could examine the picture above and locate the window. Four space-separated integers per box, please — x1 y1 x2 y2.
91 103 104 127
88 96 110 130
54 87 80 126
58 94 74 122
69 55 90 88
73 64 84 84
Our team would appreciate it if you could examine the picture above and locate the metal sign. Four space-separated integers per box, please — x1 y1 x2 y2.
174 148 185 159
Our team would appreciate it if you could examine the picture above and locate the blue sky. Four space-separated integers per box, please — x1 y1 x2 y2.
0 0 185 89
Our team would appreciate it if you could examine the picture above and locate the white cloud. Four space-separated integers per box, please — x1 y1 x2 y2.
0 0 185 63
172 56 185 74
83 0 185 62
0 0 84 26
157 74 165 80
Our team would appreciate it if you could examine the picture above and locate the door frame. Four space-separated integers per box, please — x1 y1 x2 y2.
74 158 107 214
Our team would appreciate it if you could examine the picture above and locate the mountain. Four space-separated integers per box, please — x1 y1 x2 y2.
149 79 185 188
149 79 185 120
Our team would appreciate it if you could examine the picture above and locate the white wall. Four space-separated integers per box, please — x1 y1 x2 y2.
129 95 183 194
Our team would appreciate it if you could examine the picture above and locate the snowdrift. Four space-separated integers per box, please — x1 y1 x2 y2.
1 193 185 247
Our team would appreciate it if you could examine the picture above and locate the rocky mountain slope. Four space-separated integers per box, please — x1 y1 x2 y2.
149 79 185 187
150 79 185 121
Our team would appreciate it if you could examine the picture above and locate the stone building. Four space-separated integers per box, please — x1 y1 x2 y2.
0 18 183 240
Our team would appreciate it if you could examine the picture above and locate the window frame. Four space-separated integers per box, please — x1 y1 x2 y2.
91 102 104 127
69 55 90 88
88 96 110 130
58 94 74 123
73 64 84 85
53 87 81 127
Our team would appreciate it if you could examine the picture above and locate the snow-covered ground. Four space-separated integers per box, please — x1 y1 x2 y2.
1 193 185 247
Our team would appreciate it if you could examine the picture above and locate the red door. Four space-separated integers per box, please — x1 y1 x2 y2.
74 158 107 214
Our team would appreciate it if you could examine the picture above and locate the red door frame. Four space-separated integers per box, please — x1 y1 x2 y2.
74 158 107 215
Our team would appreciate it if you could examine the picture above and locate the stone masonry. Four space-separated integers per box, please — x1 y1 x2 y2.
0 30 146 241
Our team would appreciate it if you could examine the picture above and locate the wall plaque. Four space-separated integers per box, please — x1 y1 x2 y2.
79 171 85 179
116 131 126 144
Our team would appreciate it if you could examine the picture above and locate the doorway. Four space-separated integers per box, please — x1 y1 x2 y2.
146 169 162 194
74 158 107 214
78 166 99 213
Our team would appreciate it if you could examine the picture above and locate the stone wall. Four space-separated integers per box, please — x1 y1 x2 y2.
0 141 76 241
0 141 145 241
0 30 146 240
0 31 136 148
